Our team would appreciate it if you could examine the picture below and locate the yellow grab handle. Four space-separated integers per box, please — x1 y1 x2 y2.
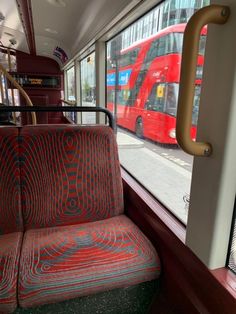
0 63 37 125
176 5 230 157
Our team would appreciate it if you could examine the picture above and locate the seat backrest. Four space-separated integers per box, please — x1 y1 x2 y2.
20 125 124 230
0 127 22 234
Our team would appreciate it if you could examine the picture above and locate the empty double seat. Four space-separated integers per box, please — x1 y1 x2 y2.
0 124 160 313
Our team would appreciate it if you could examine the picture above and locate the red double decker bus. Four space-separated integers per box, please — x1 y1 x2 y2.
106 24 207 144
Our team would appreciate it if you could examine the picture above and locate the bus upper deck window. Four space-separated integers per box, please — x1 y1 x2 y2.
170 33 183 54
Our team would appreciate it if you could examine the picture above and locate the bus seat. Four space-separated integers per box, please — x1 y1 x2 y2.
0 127 23 313
17 125 160 308
19 125 124 229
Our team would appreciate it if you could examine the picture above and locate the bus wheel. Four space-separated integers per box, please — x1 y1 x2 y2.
135 117 143 138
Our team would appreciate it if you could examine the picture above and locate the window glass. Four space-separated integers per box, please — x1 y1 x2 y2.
80 52 96 124
162 2 170 29
106 0 210 224
66 66 75 101
146 32 184 63
227 198 236 274
145 38 161 63
168 33 183 53
117 90 132 106
0 74 7 104
119 48 140 68
145 83 200 125
199 35 207 55
0 49 18 106
107 58 114 71
165 83 179 116
0 49 16 72
145 83 166 113
228 215 236 274
107 89 115 103
66 66 76 122
192 85 201 126
10 54 17 72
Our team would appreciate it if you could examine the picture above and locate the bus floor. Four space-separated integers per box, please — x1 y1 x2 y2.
13 280 175 314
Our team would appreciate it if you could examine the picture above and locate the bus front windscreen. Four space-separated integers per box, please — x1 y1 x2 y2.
147 82 201 126
145 83 178 115
165 84 201 126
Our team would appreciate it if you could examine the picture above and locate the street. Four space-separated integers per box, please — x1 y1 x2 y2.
116 127 193 224
117 127 193 172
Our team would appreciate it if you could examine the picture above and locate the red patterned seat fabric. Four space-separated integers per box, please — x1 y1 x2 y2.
18 215 160 308
0 233 22 313
20 125 123 230
0 128 22 234
18 125 160 308
0 127 23 313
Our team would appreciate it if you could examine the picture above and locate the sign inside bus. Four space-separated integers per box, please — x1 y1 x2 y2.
29 78 43 85
11 74 61 89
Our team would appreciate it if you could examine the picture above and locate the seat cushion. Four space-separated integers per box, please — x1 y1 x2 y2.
18 215 160 308
20 125 123 230
0 232 23 313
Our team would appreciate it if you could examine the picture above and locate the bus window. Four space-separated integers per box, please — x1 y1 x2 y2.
65 66 76 122
165 83 178 116
192 85 201 126
118 90 132 106
66 66 75 102
107 89 115 103
168 33 183 54
107 58 114 71
199 35 207 55
146 83 178 117
146 36 168 62
145 83 166 112
146 32 184 63
157 36 168 56
119 48 140 67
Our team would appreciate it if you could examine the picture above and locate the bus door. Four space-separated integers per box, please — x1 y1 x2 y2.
143 83 166 142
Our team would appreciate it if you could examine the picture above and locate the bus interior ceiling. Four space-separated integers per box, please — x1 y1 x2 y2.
0 0 236 314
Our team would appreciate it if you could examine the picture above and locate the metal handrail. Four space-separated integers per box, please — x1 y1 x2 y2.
176 5 230 157
0 106 115 129
61 99 76 106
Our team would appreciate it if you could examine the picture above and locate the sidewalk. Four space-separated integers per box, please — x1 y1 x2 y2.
117 131 191 224
116 132 144 148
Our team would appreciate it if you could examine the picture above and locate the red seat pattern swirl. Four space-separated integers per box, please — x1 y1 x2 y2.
0 128 22 234
20 125 124 230
0 127 23 313
19 215 160 307
17 125 160 308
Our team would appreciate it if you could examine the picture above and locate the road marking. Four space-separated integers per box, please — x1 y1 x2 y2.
161 153 191 167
